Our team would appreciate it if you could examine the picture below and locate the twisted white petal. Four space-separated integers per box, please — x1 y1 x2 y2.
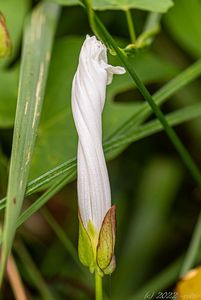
72 35 125 231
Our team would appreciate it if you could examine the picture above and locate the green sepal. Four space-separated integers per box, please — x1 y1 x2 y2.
0 13 12 58
78 212 94 273
103 256 116 275
96 205 116 275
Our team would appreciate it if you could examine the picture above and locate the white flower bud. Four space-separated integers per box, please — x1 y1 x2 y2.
71 35 125 233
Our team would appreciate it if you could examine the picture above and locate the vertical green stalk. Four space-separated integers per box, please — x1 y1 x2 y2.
125 10 136 44
95 272 103 300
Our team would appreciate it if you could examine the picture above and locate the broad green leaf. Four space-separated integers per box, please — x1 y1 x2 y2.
0 2 60 281
52 0 173 12
30 36 177 180
165 0 201 57
0 0 30 66
0 67 18 127
92 0 174 12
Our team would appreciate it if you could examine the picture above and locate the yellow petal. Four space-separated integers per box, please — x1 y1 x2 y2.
176 266 201 299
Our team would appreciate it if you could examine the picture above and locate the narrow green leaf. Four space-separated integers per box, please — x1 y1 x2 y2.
105 102 201 154
17 172 75 229
0 2 60 282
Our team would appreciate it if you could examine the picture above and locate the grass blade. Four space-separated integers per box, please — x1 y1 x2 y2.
17 171 76 228
105 102 201 153
0 2 60 282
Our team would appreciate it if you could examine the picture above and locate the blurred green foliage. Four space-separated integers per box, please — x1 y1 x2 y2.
1 0 201 299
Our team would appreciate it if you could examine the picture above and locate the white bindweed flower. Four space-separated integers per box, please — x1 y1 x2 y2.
71 35 125 275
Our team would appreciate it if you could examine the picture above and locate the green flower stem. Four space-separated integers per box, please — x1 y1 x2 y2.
125 10 136 44
95 272 103 300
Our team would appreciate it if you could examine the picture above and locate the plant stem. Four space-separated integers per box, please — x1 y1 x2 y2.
125 10 136 43
95 272 103 300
